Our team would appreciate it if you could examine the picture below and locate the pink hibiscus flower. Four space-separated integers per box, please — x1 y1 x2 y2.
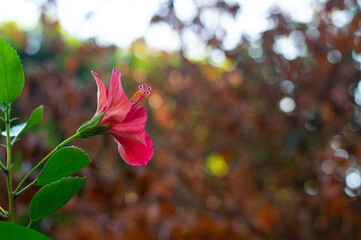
91 68 153 166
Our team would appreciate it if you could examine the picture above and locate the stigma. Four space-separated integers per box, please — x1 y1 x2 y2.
131 84 152 106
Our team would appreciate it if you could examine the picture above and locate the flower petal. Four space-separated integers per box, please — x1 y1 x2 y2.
107 106 147 145
114 134 153 166
92 71 108 114
101 69 132 125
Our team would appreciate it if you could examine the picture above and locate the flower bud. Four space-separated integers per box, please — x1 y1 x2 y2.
77 112 112 138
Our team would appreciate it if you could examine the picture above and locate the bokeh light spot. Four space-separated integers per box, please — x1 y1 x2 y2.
248 47 263 59
132 69 147 83
346 170 361 189
330 135 342 150
322 159 336 175
334 149 349 159
209 48 226 67
279 97 296 113
145 22 181 52
273 31 307 60
149 92 163 109
280 80 295 94
354 80 361 105
327 50 342 64
345 187 358 198
206 153 229 177
304 180 319 196
174 0 198 23
124 192 139 204
331 10 353 28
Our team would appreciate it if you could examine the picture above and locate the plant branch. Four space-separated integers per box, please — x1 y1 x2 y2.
5 103 14 222
14 180 37 198
13 133 80 195
0 159 6 172
0 206 8 218
10 136 19 146
27 220 33 228
0 211 7 219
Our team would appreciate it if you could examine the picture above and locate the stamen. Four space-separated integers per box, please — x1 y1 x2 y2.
131 84 152 106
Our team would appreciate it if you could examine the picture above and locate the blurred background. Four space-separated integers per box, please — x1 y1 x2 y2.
0 0 361 239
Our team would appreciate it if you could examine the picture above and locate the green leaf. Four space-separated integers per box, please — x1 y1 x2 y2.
1 105 44 138
2 122 26 137
0 221 50 240
29 177 86 221
0 37 25 103
36 146 91 185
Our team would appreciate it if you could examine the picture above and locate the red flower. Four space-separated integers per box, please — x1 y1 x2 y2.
91 69 153 165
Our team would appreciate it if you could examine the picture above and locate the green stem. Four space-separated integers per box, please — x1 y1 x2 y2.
5 103 14 222
0 206 8 218
13 133 80 195
10 136 18 146
0 159 6 171
0 211 6 219
14 180 37 198
27 220 33 228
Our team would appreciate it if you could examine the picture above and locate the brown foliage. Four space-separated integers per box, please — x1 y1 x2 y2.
1 0 361 239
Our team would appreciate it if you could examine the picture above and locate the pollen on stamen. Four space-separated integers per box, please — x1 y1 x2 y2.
131 84 152 106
